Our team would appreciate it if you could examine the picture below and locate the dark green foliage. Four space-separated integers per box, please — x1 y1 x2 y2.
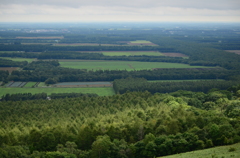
0 58 28 67
229 147 236 152
0 70 9 81
50 93 98 99
0 87 239 157
23 60 60 70
0 92 97 101
113 77 240 94
1 93 47 101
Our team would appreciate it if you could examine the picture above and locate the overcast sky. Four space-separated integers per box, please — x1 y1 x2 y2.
0 0 240 22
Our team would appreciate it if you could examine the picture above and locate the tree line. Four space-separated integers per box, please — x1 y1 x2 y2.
1 92 98 101
0 58 28 67
113 77 240 94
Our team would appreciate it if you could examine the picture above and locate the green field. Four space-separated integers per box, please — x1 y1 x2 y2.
24 82 37 87
0 87 115 96
102 51 162 56
59 60 214 71
130 40 152 43
148 79 225 82
160 143 240 158
0 57 36 62
54 43 120 46
37 82 46 87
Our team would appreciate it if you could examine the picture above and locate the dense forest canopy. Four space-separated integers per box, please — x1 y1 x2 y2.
0 86 240 157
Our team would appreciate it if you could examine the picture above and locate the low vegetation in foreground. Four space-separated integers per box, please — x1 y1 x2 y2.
161 142 240 158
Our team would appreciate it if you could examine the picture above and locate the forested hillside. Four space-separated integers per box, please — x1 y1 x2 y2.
0 86 240 157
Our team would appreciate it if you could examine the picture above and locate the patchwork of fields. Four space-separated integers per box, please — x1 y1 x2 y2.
59 60 214 71
0 87 115 96
52 40 158 46
54 82 112 87
16 36 64 39
0 81 114 97
54 43 119 46
5 82 27 87
2 81 112 88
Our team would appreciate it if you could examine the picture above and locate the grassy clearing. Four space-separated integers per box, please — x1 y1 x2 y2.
24 82 37 87
59 60 214 71
0 87 115 96
38 82 46 87
102 51 163 56
0 57 36 62
130 40 152 43
160 143 240 158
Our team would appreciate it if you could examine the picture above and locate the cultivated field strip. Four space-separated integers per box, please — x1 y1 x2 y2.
54 82 112 87
6 82 27 87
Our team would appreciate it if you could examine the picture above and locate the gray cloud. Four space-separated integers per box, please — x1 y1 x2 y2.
1 0 240 10
0 0 240 22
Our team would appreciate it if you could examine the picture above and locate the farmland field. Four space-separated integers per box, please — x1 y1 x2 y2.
226 50 240 55
22 43 52 45
54 82 112 87
0 57 36 62
160 142 240 158
37 82 45 87
24 82 37 87
128 40 158 46
102 51 162 56
130 40 152 43
148 79 225 82
0 87 115 96
161 52 189 58
0 67 19 73
54 43 120 46
16 36 64 39
8 82 26 87
59 60 214 71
